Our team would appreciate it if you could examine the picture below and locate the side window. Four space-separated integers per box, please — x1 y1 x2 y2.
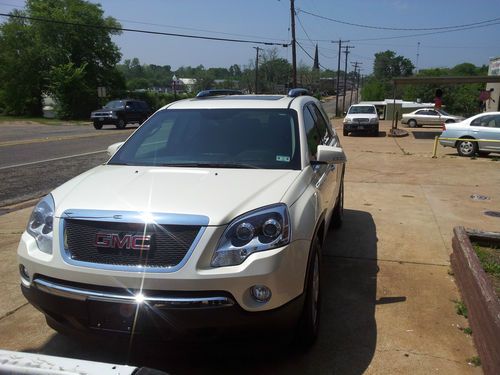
303 106 321 161
429 110 438 116
493 115 500 128
415 110 425 115
471 115 490 127
310 104 333 145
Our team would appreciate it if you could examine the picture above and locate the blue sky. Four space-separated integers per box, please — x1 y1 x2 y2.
1 0 500 73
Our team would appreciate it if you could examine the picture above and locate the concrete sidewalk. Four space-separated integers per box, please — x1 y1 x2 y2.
0 119 497 373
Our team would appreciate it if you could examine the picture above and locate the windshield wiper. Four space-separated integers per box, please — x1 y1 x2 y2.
160 162 259 169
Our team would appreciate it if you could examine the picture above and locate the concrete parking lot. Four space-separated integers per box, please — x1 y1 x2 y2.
1 116 499 373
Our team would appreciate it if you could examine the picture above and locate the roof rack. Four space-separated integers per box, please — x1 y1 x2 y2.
287 88 311 97
196 89 244 98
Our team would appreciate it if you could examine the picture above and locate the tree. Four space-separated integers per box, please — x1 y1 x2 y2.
0 0 124 117
373 50 414 80
361 50 414 101
402 63 488 117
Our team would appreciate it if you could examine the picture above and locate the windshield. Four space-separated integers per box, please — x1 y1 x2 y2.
109 108 301 169
104 100 125 109
349 106 375 114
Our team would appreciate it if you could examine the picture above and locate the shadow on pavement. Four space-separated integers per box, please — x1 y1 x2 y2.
346 131 386 138
412 131 442 140
27 209 378 375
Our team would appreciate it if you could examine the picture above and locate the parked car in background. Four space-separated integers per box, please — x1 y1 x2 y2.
343 104 379 136
19 89 346 347
90 99 151 129
402 108 464 128
440 112 500 156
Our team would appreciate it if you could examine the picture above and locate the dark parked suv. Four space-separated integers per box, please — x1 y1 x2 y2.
90 100 151 129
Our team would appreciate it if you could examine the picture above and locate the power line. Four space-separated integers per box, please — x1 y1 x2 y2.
297 8 500 31
296 41 329 70
295 14 335 59
350 21 500 41
0 12 289 47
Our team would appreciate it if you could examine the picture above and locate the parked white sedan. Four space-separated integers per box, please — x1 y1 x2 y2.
440 112 500 156
402 108 464 128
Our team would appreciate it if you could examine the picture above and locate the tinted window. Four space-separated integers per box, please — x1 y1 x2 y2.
471 115 493 127
348 106 375 114
428 110 438 116
303 106 320 161
309 104 332 145
110 108 301 170
104 100 124 109
415 110 426 115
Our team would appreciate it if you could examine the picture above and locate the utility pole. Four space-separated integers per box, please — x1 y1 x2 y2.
355 70 363 103
341 45 354 114
253 47 262 94
416 41 420 74
350 61 362 105
332 39 349 117
290 0 297 88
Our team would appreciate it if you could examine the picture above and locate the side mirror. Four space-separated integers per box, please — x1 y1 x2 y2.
343 111 347 116
317 145 346 164
107 142 124 157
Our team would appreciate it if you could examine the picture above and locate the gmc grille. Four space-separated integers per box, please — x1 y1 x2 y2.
64 219 201 268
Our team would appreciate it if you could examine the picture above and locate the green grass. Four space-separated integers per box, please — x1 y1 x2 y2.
0 115 89 126
473 244 500 295
467 356 481 367
453 300 468 318
462 327 472 335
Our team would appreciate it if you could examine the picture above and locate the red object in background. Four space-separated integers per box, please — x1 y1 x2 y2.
434 96 442 108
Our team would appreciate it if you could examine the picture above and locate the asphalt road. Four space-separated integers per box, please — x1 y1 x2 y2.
0 123 135 207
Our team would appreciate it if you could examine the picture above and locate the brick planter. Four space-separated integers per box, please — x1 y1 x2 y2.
451 227 500 375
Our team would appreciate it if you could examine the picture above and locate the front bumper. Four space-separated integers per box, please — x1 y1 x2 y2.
343 123 378 132
90 116 118 125
21 276 304 338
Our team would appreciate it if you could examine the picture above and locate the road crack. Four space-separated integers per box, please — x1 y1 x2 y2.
0 302 29 321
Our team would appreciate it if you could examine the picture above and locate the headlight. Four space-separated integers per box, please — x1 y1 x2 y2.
211 204 290 267
26 194 55 254
370 118 378 124
343 118 352 124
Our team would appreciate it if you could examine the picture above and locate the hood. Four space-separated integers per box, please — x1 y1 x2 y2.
52 165 301 226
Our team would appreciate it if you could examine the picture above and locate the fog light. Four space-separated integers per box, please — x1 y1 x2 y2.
250 285 272 303
19 265 30 283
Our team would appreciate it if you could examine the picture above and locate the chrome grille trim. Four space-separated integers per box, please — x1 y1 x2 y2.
59 209 209 273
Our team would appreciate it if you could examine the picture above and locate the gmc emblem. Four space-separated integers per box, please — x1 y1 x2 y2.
95 233 151 251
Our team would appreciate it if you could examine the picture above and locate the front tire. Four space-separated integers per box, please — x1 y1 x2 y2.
373 125 379 136
457 139 477 157
93 121 103 130
116 118 126 129
295 236 322 348
343 128 349 136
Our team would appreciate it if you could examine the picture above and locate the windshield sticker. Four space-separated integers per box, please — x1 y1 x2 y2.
276 155 290 162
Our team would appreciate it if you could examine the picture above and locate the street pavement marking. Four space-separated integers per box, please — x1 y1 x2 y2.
0 130 132 147
0 150 106 170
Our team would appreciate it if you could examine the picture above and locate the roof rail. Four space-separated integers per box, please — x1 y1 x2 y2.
287 88 311 97
196 89 244 98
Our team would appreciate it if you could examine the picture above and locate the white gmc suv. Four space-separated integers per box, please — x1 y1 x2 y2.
18 89 346 347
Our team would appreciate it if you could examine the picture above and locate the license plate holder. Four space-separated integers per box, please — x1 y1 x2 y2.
88 300 139 333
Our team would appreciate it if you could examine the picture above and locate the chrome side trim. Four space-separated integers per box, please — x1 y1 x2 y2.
32 278 235 307
59 209 208 273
